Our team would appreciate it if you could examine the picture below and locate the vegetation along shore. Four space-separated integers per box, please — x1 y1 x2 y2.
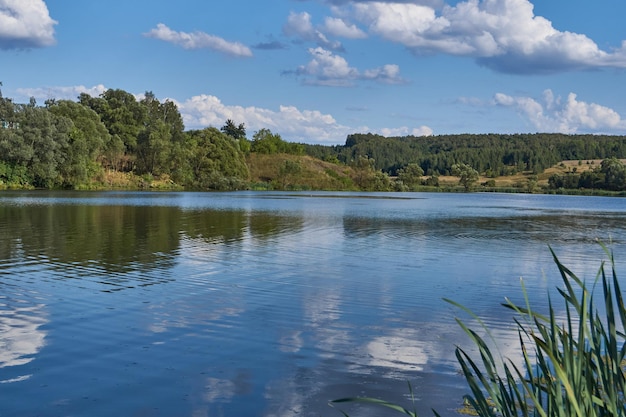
2 88 626 195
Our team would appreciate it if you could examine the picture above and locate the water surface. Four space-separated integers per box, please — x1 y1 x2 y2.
1 191 625 416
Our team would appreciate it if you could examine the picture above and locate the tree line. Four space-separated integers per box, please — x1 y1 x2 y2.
304 132 626 177
303 132 626 191
0 88 255 189
3 86 626 192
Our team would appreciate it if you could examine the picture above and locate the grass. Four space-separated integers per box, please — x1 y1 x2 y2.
331 244 626 416
246 153 357 190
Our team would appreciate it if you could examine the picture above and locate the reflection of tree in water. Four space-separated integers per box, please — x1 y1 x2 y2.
247 212 303 241
0 204 182 290
343 213 626 243
0 204 305 291
181 209 247 244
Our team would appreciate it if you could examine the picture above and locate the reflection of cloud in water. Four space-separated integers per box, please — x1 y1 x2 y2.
303 289 352 358
203 377 236 402
0 301 47 383
279 331 303 353
347 323 532 379
264 378 305 417
147 306 244 334
304 290 341 326
365 334 428 372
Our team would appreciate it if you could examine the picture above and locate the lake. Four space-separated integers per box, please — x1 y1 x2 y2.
1 191 625 417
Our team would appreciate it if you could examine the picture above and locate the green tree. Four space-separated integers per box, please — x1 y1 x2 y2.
2 104 72 188
47 100 110 186
221 119 246 140
600 157 626 191
396 163 424 190
351 155 376 189
136 93 171 175
80 89 147 165
185 127 249 190
251 128 283 154
277 159 302 189
451 163 479 191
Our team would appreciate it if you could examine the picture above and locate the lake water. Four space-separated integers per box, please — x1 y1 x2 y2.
1 191 625 417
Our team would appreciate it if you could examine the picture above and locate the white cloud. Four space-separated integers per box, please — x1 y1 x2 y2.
295 47 358 86
493 89 626 133
362 64 403 83
175 94 354 143
379 125 434 137
283 11 343 51
144 23 252 58
16 84 107 101
293 47 405 86
340 0 626 74
0 0 56 49
12 84 432 144
177 93 433 143
323 17 367 39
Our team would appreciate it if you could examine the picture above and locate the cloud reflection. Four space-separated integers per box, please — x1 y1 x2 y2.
0 301 48 382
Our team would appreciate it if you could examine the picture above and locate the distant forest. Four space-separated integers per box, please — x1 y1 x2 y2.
304 132 626 177
2 87 626 192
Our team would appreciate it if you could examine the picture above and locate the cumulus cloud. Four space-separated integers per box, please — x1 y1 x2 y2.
291 47 405 86
13 84 431 144
177 94 432 143
322 16 367 39
144 23 252 58
493 89 626 133
283 11 343 51
337 0 626 74
175 94 354 143
16 84 107 101
379 125 434 137
0 0 57 49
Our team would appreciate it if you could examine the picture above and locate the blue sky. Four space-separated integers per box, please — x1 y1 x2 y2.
1 0 626 145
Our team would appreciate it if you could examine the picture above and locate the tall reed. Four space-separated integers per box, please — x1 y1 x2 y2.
331 246 626 417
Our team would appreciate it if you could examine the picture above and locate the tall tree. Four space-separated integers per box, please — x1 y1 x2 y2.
452 163 479 191
47 100 111 186
397 163 424 190
221 119 246 140
600 157 626 191
185 127 249 190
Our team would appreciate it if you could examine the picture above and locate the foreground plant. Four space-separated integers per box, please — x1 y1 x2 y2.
331 246 626 417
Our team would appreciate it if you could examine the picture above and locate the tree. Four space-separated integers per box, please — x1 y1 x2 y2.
80 89 146 156
600 157 626 191
349 155 392 190
136 92 185 176
451 163 479 191
396 163 424 190
184 127 249 190
251 128 283 154
221 119 246 140
351 155 376 189
47 100 110 186
4 105 72 188
277 159 302 189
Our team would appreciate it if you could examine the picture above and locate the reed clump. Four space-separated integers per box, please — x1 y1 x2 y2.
332 245 626 417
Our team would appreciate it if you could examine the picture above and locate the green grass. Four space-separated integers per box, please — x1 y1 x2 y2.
331 245 626 417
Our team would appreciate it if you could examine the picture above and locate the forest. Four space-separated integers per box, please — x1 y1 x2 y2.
2 87 626 192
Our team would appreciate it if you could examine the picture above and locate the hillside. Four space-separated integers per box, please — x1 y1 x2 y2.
246 154 357 190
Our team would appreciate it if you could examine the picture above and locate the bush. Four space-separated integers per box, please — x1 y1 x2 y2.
332 245 626 417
